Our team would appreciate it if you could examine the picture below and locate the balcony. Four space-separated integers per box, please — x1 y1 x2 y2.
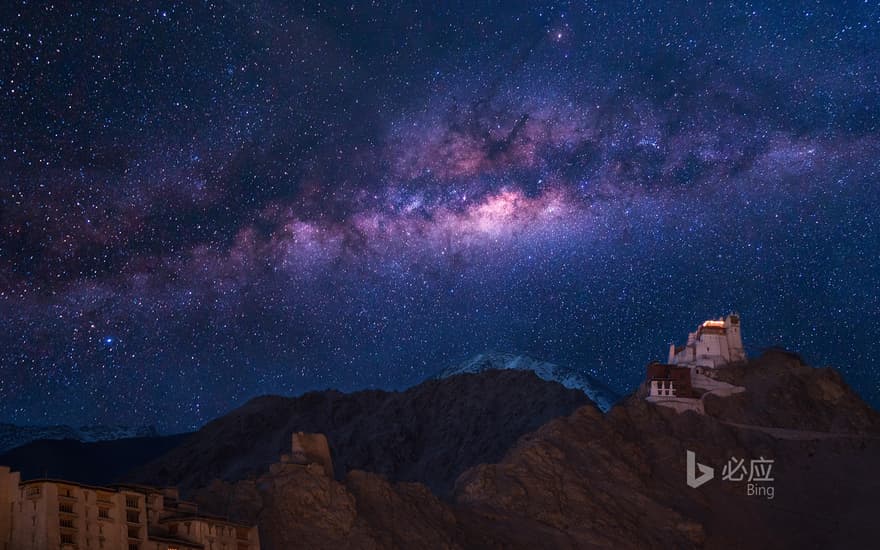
126 511 141 524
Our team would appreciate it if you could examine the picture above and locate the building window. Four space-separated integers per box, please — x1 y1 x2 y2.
59 503 75 514
61 533 75 544
99 507 110 519
26 486 40 497
60 518 75 529
128 544 139 550
125 496 139 508
128 526 140 539
126 510 140 523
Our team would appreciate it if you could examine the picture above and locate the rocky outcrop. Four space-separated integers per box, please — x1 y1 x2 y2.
191 462 464 550
453 403 706 548
288 432 333 476
703 349 880 432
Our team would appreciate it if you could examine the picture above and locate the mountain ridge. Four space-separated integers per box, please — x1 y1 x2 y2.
437 351 620 411
0 423 161 454
131 368 593 496
186 349 880 549
3 349 878 548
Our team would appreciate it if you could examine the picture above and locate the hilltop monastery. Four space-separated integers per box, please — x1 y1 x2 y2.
645 314 748 413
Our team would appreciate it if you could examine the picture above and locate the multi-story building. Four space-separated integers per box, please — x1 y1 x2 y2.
0 466 259 550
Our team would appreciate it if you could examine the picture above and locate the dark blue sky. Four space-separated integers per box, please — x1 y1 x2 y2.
1 1 878 431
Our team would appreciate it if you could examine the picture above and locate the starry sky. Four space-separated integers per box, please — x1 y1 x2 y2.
1 1 879 431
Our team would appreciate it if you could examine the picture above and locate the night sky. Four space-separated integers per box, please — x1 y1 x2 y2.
2 1 879 432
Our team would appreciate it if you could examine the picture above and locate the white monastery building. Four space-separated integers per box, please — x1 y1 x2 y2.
645 313 749 413
667 313 746 369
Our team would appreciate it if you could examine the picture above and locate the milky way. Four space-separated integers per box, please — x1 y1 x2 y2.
1 2 879 430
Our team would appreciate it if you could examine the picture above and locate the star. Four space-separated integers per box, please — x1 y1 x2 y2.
0 1 876 430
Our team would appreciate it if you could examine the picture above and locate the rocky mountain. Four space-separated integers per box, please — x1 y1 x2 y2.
132 369 592 496
437 352 620 411
4 349 876 548
187 349 880 549
0 423 161 454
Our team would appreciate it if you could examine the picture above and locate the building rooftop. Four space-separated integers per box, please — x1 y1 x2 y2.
146 533 205 549
160 512 254 529
647 363 692 381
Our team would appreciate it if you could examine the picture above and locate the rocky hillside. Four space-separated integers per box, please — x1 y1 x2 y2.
438 352 620 411
189 350 880 549
133 369 592 496
703 349 880 432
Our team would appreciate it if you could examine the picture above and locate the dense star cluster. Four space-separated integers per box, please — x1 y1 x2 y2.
1 2 878 431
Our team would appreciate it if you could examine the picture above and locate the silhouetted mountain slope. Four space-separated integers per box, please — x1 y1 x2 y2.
0 424 161 454
701 349 880 432
0 433 190 485
134 369 592 496
438 352 620 411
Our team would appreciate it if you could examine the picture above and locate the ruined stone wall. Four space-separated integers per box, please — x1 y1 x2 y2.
290 432 333 477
